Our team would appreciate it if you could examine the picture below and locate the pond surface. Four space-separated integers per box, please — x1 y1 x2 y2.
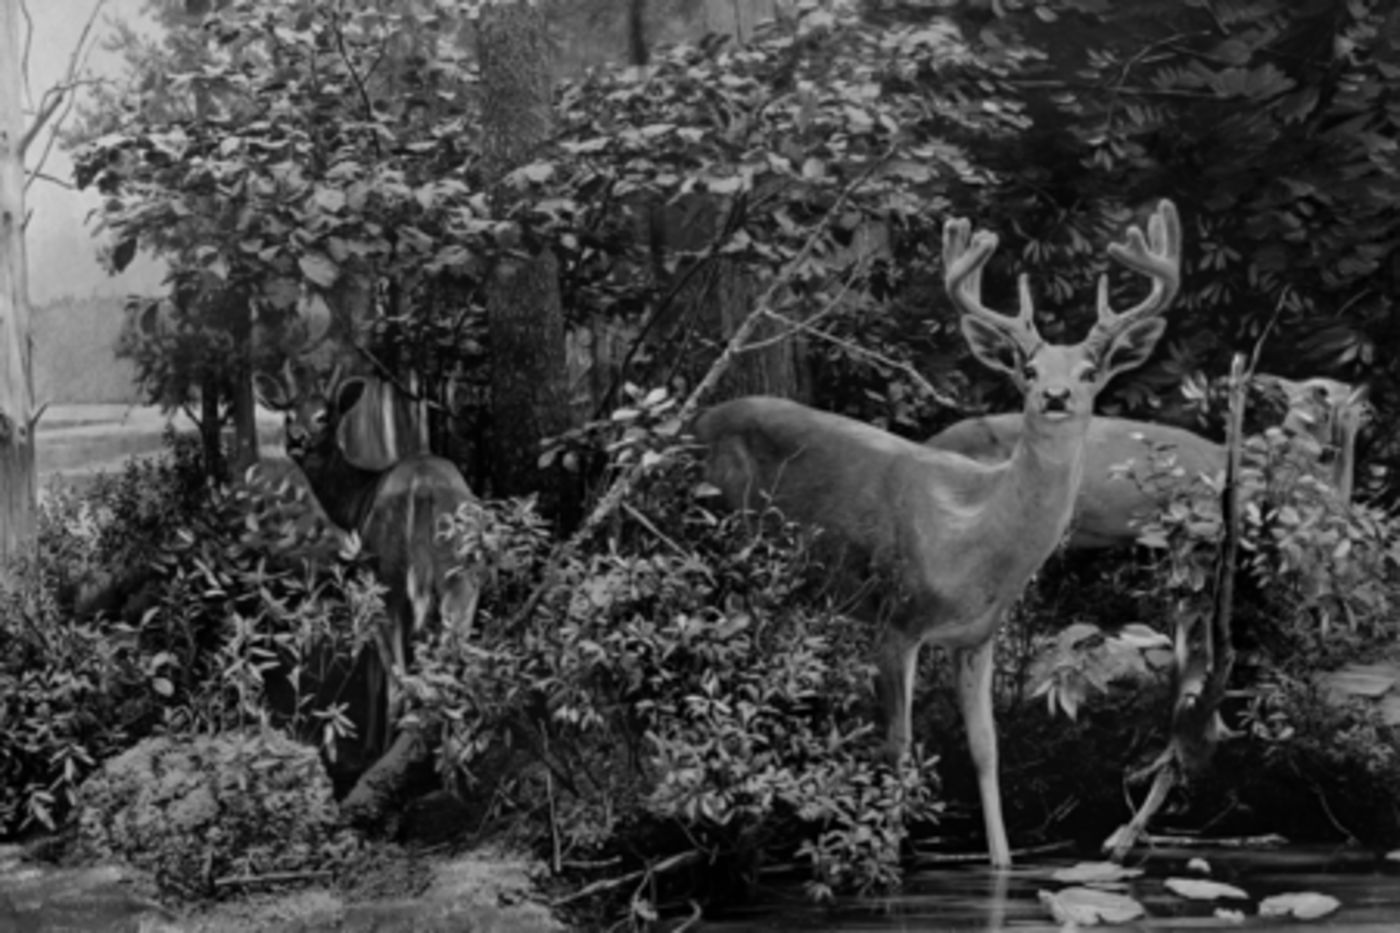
703 846 1400 931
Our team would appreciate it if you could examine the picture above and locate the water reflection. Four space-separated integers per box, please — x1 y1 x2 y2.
703 846 1400 931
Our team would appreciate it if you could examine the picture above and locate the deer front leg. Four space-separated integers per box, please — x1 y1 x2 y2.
874 624 922 762
956 635 1011 868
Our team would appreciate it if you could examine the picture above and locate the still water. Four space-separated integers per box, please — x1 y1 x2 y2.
704 846 1400 931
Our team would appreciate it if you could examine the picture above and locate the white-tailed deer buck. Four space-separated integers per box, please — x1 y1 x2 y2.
257 366 481 754
927 376 1367 549
696 200 1182 867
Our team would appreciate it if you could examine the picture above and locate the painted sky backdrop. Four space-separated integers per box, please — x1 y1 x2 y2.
25 0 163 306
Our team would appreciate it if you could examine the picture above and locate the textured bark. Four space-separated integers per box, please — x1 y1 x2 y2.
0 0 34 571
479 2 571 511
199 369 225 482
662 195 804 403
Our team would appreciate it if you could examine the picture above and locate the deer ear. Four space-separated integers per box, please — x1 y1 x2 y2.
254 371 291 411
960 315 1026 379
1101 317 1167 380
334 378 368 416
334 377 400 472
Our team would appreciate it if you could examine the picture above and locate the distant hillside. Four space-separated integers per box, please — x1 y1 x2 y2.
33 295 139 405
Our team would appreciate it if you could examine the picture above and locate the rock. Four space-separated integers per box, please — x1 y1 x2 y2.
75 731 358 898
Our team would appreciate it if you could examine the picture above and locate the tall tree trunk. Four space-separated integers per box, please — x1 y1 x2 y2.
0 0 35 572
478 2 571 516
199 368 225 482
628 0 649 66
227 291 259 476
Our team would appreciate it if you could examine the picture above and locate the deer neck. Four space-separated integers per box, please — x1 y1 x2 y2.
301 450 385 533
1001 413 1090 537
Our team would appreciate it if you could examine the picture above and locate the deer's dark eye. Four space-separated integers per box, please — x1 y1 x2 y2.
1080 365 1100 383
1020 363 1037 382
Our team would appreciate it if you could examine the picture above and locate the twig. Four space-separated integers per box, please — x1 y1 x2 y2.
762 307 960 410
20 0 107 164
1105 759 1177 860
672 899 704 932
910 839 1073 866
551 849 703 908
1245 286 1291 375
561 856 623 871
545 731 562 874
622 501 692 560
1138 832 1288 849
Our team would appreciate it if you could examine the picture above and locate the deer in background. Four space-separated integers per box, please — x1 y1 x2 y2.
927 375 1368 550
257 365 482 755
696 200 1183 867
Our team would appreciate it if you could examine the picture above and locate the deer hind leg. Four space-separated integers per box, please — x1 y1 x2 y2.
364 626 394 754
955 634 1011 868
874 624 922 762
440 566 482 643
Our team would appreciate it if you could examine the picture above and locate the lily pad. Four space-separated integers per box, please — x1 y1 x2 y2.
1186 857 1211 874
1051 861 1145 884
1165 877 1249 901
1039 887 1145 925
1258 891 1341 920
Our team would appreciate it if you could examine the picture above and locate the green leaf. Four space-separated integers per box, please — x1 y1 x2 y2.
298 252 339 288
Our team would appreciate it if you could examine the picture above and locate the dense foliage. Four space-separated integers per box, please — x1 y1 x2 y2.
0 443 377 837
12 0 1398 924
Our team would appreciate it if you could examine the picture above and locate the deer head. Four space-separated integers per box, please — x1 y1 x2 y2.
944 202 1182 434
257 363 414 478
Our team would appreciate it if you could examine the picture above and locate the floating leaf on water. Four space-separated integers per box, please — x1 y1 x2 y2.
1213 907 1246 923
1051 861 1145 884
1039 887 1145 925
1187 857 1212 874
1258 891 1341 920
1165 877 1249 901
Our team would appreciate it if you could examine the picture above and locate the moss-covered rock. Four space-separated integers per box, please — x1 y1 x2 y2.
75 730 358 898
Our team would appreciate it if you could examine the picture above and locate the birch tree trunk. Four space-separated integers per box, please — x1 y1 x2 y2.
0 0 35 571
479 1 571 514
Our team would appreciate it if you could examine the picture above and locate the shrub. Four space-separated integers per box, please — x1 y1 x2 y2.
1 438 382 839
407 441 943 914
1138 426 1400 665
0 576 146 836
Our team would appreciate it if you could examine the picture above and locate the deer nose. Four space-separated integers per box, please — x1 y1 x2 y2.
1042 386 1071 410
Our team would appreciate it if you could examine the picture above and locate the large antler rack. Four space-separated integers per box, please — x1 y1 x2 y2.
943 216 1043 353
1089 199 1182 352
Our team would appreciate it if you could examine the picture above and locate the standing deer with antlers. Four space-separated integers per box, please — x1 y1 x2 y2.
257 366 482 756
696 201 1183 866
927 375 1367 550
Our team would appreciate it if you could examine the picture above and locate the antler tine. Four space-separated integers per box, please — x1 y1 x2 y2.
1094 199 1182 332
943 216 1038 338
